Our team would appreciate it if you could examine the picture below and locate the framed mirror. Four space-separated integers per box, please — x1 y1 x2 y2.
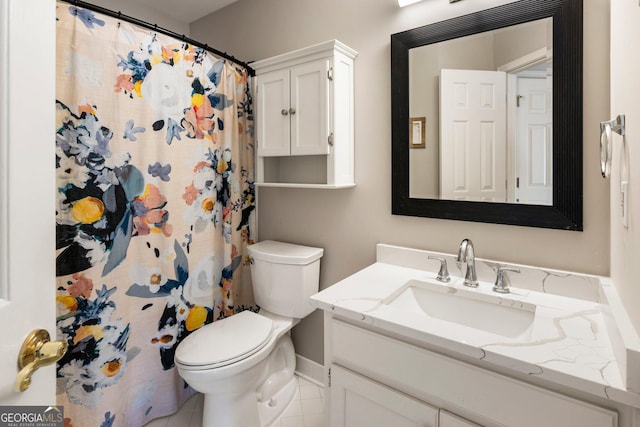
391 0 583 230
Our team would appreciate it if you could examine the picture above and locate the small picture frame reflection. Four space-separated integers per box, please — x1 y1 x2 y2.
409 117 426 149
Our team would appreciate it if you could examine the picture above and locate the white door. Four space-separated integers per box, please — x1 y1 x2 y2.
0 0 57 405
440 69 507 202
257 68 291 156
330 365 438 427
290 59 330 156
514 77 552 205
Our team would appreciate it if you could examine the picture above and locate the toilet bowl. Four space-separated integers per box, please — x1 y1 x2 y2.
175 241 323 427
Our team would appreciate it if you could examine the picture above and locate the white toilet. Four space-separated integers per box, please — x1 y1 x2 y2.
175 240 323 427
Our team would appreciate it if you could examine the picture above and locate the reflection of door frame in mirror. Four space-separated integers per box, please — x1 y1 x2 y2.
513 76 553 205
391 0 583 230
499 48 553 205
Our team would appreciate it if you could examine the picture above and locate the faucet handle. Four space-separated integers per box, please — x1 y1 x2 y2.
493 267 520 294
428 256 451 282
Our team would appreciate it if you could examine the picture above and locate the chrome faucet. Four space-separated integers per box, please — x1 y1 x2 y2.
456 239 478 288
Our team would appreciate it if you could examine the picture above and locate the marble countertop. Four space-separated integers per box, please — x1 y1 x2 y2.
310 244 640 409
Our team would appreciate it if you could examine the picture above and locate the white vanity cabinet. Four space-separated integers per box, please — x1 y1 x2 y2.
324 316 619 427
252 40 357 188
330 364 439 427
330 364 480 427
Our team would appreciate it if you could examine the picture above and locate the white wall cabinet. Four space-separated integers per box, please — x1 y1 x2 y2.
252 40 357 188
324 316 621 427
257 60 329 157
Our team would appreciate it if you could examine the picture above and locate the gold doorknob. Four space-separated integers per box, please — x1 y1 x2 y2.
15 329 67 392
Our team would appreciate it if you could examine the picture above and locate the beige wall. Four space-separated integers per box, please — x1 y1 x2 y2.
191 0 612 364
492 18 550 68
610 2 640 334
409 43 441 199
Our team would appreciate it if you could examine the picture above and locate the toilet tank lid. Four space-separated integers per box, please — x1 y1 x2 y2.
248 240 323 265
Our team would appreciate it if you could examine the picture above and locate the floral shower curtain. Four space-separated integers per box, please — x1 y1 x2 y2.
55 4 257 426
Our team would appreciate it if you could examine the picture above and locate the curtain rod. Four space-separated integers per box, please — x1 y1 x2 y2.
59 0 255 76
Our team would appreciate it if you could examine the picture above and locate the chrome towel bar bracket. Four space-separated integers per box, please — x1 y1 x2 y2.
600 114 625 178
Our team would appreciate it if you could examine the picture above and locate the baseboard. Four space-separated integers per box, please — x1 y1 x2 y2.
294 354 324 386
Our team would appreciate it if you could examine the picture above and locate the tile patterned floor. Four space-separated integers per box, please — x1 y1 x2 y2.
271 376 325 427
144 375 324 427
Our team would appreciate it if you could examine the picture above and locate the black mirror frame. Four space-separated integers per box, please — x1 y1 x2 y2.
391 0 583 231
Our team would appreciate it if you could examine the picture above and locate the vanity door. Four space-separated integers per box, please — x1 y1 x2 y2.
330 364 439 427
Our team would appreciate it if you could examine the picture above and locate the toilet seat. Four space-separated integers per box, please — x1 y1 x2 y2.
175 310 273 369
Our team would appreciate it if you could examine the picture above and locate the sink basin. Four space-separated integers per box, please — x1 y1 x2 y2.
384 279 536 339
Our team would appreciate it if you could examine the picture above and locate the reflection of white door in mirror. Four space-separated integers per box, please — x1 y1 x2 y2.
513 77 553 205
439 69 507 202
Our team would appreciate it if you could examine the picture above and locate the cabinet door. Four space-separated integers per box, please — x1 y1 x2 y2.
290 59 331 156
257 68 290 156
330 365 438 427
440 410 483 427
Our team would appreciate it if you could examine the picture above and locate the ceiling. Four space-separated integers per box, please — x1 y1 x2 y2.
130 0 237 23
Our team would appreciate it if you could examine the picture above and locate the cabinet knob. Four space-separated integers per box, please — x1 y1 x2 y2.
289 108 296 115
281 109 289 116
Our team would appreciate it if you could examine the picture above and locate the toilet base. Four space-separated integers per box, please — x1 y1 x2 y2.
197 334 297 427
259 375 297 426
200 374 298 427
202 389 260 427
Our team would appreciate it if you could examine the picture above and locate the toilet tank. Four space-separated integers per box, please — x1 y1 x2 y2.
248 240 323 319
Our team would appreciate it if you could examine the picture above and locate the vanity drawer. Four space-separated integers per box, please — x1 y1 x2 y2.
330 319 618 427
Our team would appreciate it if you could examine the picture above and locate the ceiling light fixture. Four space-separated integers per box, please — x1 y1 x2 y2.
397 0 423 7
398 0 461 7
